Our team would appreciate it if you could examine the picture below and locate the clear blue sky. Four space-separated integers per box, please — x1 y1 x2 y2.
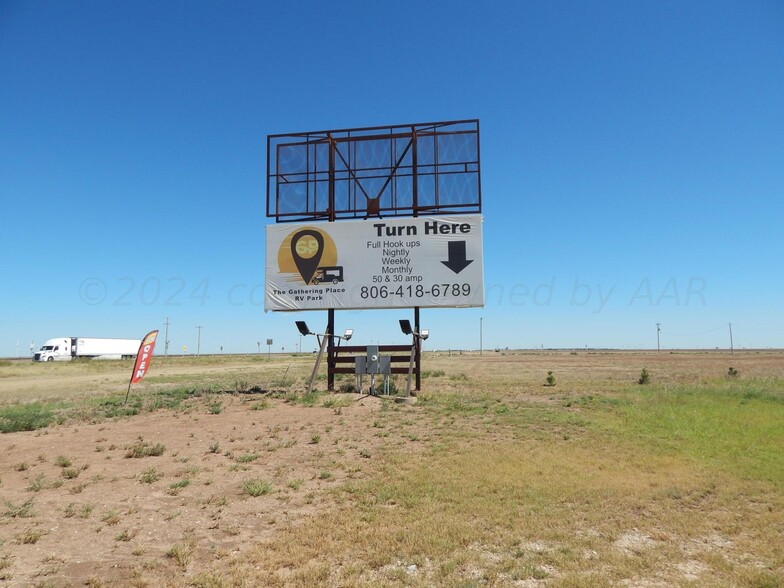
2 0 783 356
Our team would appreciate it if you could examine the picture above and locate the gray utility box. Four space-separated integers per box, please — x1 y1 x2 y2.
354 345 391 375
354 345 392 395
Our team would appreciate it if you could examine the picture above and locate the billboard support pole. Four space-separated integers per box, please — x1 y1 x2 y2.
327 309 335 391
414 307 421 391
327 133 337 392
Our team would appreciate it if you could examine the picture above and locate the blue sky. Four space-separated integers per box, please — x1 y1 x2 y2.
2 0 783 356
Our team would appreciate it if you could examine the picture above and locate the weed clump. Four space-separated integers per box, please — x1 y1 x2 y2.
544 371 556 387
125 438 166 458
638 368 650 385
241 478 272 497
727 366 739 378
3 498 35 518
139 467 162 484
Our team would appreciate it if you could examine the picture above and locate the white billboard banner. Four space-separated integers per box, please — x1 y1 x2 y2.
265 215 484 311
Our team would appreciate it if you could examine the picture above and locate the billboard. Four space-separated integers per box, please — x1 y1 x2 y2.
265 214 483 311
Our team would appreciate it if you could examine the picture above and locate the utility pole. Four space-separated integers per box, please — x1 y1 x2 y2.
729 322 734 355
163 317 171 357
196 326 202 356
656 323 661 352
480 317 483 356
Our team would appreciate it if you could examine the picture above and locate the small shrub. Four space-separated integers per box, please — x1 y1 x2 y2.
4 498 35 518
206 400 223 415
545 371 556 387
250 400 270 411
115 528 137 542
166 542 193 568
168 479 190 495
235 453 259 463
241 478 272 497
27 473 47 492
61 468 80 480
727 366 739 378
208 441 220 454
101 510 121 525
125 438 166 458
139 467 162 484
17 528 44 544
638 368 650 385
338 381 356 393
55 455 72 468
309 434 321 445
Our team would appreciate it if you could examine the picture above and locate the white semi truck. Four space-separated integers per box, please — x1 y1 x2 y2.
34 337 141 362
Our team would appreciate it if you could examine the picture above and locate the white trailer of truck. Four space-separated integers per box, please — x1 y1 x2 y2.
34 337 141 362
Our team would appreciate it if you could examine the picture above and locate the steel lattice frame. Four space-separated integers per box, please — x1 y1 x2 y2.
267 119 481 222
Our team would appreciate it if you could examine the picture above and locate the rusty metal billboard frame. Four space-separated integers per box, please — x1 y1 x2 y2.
266 119 481 392
266 119 481 223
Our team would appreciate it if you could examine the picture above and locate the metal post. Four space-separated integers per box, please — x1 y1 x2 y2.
656 323 661 352
480 317 483 356
327 133 337 392
405 339 416 397
196 326 202 356
414 307 421 391
327 310 335 391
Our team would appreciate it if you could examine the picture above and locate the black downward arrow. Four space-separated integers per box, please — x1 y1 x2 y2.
441 241 474 274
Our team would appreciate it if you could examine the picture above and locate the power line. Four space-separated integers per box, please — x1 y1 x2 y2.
661 323 729 337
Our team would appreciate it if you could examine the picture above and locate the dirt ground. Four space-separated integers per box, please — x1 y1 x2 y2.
1 350 782 587
1 391 391 587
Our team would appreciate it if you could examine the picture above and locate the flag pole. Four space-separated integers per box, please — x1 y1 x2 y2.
124 376 134 405
125 330 159 406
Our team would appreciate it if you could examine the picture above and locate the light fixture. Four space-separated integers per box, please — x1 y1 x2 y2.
296 321 311 336
343 329 353 341
399 319 427 340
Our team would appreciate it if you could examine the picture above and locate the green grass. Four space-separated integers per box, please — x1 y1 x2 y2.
594 379 784 483
0 402 56 433
222 375 784 587
0 386 224 433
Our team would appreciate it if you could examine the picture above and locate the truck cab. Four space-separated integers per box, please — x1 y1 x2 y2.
34 338 72 362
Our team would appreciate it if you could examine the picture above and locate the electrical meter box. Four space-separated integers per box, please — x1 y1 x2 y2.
355 345 391 375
